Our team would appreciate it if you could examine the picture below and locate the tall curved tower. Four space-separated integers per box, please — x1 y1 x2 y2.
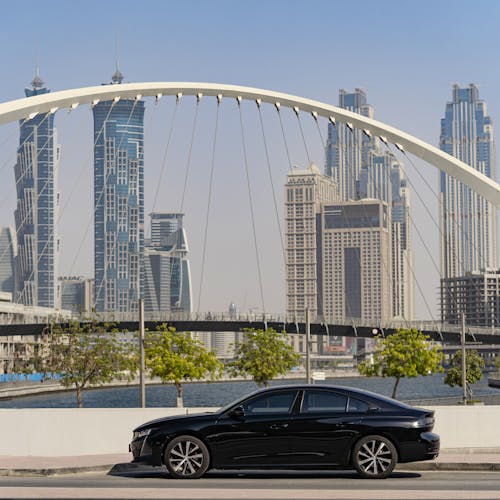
14 74 59 307
92 71 145 313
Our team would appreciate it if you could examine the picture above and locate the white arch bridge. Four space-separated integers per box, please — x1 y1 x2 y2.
1 82 500 345
0 81 499 205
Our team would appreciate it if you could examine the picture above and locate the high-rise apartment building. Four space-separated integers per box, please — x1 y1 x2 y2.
143 213 192 314
285 163 338 320
93 71 145 313
321 200 392 324
14 74 60 307
325 88 413 322
440 84 497 281
0 227 17 298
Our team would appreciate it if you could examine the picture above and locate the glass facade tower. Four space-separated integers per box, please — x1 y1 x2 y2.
14 77 59 307
93 98 145 312
144 212 192 314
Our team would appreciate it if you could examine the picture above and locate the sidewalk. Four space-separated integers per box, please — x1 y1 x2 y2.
0 451 499 476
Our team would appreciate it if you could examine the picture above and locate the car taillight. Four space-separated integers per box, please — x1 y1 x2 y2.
412 415 435 429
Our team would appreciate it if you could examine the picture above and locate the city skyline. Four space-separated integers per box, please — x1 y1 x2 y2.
0 0 499 320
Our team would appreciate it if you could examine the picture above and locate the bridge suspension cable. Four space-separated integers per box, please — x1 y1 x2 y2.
152 93 180 212
256 100 286 265
197 95 221 314
238 98 266 315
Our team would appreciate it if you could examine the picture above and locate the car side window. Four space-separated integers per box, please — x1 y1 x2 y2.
347 397 370 413
302 390 347 413
242 390 297 415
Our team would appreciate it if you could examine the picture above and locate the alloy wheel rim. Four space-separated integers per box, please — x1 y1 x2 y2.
357 440 392 476
169 440 204 476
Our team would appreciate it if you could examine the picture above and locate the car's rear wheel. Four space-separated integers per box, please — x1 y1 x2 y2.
352 435 397 479
164 435 210 479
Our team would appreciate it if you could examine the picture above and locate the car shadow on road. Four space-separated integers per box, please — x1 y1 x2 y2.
107 463 421 480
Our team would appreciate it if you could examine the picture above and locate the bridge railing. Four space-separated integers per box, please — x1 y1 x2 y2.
0 309 498 338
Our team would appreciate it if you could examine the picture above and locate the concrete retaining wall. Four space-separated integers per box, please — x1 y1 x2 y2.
1 405 499 456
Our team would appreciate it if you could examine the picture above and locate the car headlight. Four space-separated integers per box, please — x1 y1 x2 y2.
133 428 152 439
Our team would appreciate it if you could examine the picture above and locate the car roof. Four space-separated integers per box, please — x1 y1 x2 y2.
250 384 415 409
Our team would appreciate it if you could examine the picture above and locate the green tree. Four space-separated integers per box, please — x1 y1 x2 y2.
145 325 223 407
37 320 136 408
358 328 443 399
495 355 500 372
228 328 300 387
444 349 484 402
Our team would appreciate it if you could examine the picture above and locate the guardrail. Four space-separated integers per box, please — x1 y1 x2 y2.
0 310 498 337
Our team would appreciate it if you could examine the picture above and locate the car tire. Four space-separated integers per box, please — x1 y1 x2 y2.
352 435 398 479
164 435 210 479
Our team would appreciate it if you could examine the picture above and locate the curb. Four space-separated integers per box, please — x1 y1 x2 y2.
0 464 115 477
1 462 500 477
400 462 500 472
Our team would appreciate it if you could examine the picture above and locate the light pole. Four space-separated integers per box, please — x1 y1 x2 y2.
305 307 311 384
461 312 467 406
139 298 145 408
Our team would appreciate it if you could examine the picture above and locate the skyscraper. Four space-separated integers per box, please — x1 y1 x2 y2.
0 227 17 298
14 73 60 307
93 70 145 312
285 163 338 320
144 213 192 314
440 84 497 281
440 85 497 324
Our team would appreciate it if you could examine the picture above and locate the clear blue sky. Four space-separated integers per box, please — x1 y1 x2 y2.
0 0 499 318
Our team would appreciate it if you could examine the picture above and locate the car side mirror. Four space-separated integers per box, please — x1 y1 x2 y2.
229 405 245 420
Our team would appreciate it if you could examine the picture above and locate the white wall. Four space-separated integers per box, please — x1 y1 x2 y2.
431 406 500 450
0 405 498 457
1 407 216 456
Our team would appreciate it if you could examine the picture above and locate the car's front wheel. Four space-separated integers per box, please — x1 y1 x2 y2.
164 435 210 479
352 435 397 479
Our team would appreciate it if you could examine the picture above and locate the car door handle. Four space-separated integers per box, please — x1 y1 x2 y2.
269 423 289 430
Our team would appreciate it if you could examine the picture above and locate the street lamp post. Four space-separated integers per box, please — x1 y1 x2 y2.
461 312 467 406
139 298 146 408
305 307 311 384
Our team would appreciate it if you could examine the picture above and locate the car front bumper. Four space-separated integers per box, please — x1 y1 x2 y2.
130 436 163 466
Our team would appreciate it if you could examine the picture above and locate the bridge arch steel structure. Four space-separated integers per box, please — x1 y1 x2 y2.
1 81 500 206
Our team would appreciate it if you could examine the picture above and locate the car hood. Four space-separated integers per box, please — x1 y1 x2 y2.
133 412 216 432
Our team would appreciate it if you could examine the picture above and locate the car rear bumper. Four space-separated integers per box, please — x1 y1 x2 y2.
399 432 440 463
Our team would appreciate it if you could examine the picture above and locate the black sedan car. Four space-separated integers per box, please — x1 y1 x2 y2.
130 385 439 479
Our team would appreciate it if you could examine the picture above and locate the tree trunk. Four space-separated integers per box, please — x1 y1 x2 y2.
466 382 473 402
392 377 401 399
175 382 183 408
76 387 83 408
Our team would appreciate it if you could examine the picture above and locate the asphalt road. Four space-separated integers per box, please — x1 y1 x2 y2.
1 469 500 499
